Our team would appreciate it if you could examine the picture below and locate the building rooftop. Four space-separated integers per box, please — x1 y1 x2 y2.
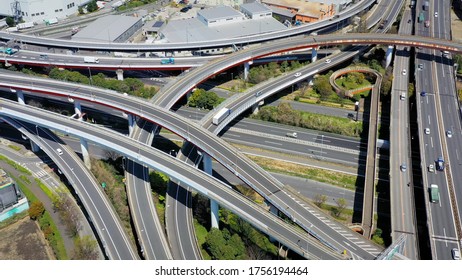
240 2 272 14
72 15 141 43
268 5 296 18
197 5 244 21
159 16 286 43
262 0 332 18
144 20 165 32
0 169 12 188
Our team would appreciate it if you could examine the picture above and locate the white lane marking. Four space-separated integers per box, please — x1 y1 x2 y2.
264 140 282 146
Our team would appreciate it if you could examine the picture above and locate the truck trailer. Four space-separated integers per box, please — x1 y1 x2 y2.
17 21 34 30
212 108 231 125
84 56 99 64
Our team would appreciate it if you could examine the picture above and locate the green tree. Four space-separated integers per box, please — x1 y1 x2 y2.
313 75 335 100
72 235 99 260
86 0 98 12
281 60 289 72
6 16 14 27
188 89 220 109
28 201 45 220
204 228 246 260
314 194 328 208
334 198 347 217
78 6 84 14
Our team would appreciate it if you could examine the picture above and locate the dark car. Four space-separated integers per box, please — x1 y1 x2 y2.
436 157 445 171
421 91 427 96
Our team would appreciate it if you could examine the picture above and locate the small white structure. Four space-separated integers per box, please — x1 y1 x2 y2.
240 1 272 19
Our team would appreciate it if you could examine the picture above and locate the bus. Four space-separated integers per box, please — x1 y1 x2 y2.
418 12 424 23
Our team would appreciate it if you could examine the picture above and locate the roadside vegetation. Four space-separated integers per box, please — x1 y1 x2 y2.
90 157 135 244
117 0 159 11
193 194 279 260
149 171 169 228
48 68 157 98
78 0 99 14
251 102 362 137
187 88 223 110
248 155 357 190
14 176 68 259
52 187 99 259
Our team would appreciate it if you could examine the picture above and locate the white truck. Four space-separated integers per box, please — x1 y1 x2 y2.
84 56 99 64
286 132 298 138
112 0 125 9
212 108 231 125
423 1 429 11
17 21 34 30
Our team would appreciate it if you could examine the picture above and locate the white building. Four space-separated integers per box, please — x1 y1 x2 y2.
240 1 272 19
0 0 90 23
197 5 245 27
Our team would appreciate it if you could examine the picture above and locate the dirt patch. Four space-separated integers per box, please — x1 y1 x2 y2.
0 217 54 260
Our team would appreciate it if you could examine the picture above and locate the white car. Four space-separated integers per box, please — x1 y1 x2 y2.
294 72 302 77
325 59 331 64
446 130 453 138
434 12 438 18
428 164 435 173
424 128 430 135
402 69 407 75
452 248 460 260
56 148 63 156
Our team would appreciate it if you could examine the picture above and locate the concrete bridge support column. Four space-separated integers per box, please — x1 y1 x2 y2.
268 202 279 242
311 47 318 63
385 45 394 69
307 76 314 86
203 154 219 229
252 104 259 115
127 114 135 135
30 141 40 152
80 138 91 169
16 90 25 105
116 69 124 81
244 61 252 80
74 100 82 117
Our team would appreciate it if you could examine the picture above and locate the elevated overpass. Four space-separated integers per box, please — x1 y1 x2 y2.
1 34 461 72
0 0 377 51
0 97 342 260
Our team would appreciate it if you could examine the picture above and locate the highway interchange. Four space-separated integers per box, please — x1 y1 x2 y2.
1 0 462 260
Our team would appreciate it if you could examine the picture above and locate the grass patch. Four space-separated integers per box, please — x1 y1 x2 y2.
319 203 354 222
19 175 30 184
193 219 211 260
335 76 371 90
35 178 54 198
235 184 264 204
154 198 165 228
11 175 68 259
8 144 22 151
247 155 357 190
90 158 134 243
0 154 32 175
252 103 363 137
